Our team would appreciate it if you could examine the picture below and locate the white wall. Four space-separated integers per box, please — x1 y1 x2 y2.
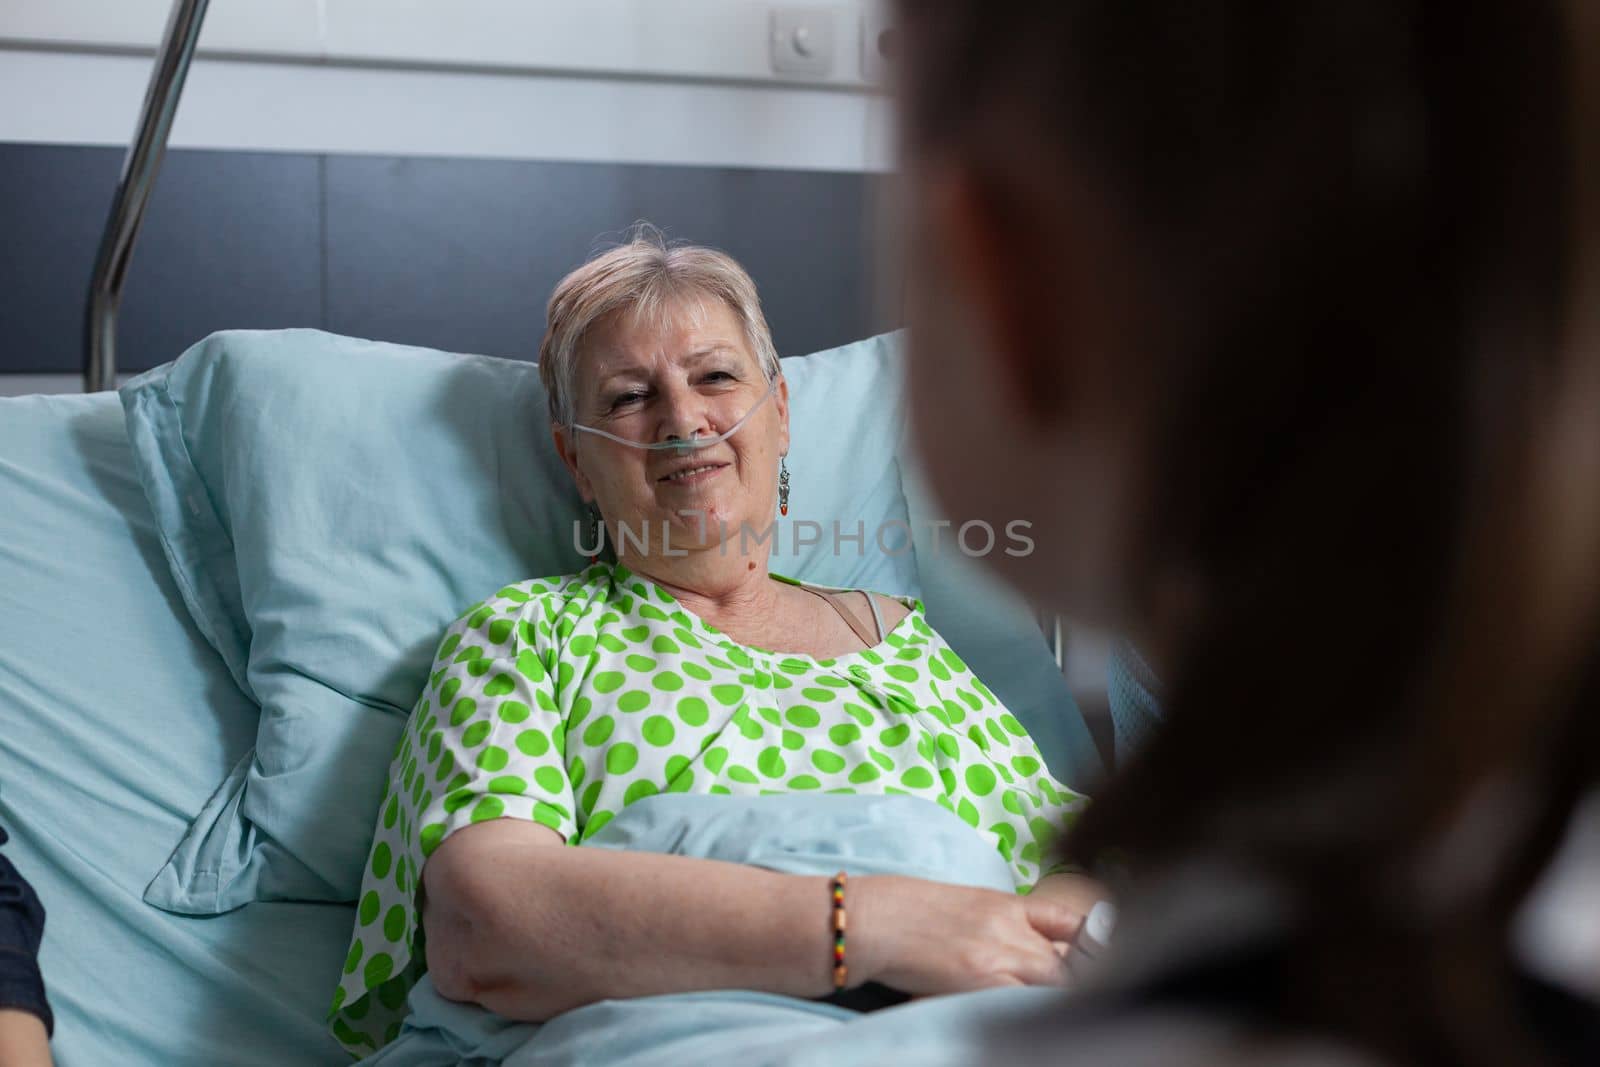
0 0 895 171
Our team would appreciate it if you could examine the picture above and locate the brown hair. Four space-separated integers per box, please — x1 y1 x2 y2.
896 2 1600 1062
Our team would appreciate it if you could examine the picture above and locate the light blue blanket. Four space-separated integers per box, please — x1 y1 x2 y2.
361 794 1066 1066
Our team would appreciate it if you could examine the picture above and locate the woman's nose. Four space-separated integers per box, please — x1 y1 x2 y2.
654 382 714 444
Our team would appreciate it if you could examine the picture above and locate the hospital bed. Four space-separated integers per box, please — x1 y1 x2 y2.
0 3 1105 1063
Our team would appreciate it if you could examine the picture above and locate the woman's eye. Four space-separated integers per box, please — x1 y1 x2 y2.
609 391 647 410
703 371 735 384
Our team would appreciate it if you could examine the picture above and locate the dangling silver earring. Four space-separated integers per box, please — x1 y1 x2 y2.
778 456 791 517
587 508 602 564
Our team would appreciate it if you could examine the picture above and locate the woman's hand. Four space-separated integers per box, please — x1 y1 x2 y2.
1025 872 1111 925
848 875 1083 996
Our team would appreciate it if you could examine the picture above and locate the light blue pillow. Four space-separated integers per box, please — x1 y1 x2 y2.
766 332 916 590
120 329 919 913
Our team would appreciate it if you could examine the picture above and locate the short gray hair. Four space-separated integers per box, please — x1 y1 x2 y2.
538 224 780 426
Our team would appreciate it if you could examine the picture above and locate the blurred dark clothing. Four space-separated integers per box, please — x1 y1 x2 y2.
992 860 1599 1067
0 823 52 1037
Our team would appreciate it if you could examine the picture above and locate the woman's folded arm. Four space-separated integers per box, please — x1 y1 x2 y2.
422 818 843 1021
422 816 1087 1021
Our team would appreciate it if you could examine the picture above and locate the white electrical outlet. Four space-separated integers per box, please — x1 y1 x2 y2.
770 6 836 78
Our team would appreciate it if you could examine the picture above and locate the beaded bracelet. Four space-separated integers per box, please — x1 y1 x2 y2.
830 872 848 991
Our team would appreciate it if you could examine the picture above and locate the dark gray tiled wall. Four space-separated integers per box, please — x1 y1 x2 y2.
0 145 322 374
0 143 895 375
124 150 323 368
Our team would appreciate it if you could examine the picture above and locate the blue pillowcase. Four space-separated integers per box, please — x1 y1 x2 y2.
120 329 921 913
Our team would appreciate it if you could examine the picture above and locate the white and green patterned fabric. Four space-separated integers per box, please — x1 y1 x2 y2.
328 562 1088 1055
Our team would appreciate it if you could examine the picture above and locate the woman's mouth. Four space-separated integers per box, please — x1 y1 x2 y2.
658 463 728 485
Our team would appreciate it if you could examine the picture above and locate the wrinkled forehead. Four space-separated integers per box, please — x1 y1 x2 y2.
579 292 758 384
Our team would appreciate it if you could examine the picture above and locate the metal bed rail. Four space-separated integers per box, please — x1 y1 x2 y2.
83 0 211 393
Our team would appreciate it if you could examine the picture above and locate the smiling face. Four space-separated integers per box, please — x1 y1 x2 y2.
553 294 789 563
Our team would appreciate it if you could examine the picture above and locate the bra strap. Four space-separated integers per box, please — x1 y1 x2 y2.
860 591 886 643
802 586 878 648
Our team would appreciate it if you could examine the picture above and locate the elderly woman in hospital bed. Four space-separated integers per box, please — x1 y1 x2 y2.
326 232 1107 1053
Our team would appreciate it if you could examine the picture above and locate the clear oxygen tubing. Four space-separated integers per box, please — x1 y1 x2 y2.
566 373 779 454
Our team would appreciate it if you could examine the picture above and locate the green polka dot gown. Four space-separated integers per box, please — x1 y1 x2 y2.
328 562 1087 1056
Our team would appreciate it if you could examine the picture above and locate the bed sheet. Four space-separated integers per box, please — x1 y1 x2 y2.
0 393 350 1065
